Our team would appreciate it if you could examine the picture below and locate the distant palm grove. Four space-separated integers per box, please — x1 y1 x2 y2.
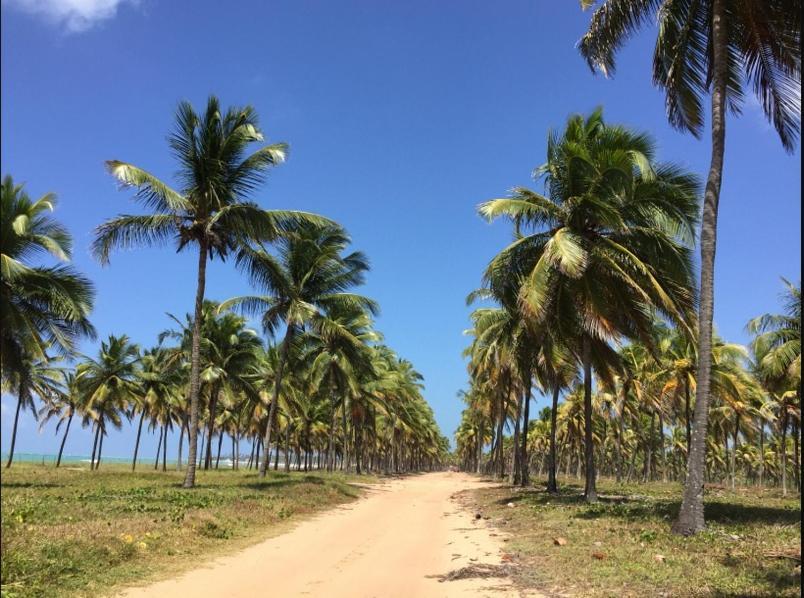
1 97 449 481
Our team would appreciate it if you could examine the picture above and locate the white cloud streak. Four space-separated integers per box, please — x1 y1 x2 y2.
3 0 139 33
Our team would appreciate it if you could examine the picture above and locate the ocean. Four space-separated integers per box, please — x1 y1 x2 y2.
1 452 172 465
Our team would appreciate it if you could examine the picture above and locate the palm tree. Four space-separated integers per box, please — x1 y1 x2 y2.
132 348 181 470
579 0 801 535
221 222 378 477
38 371 80 467
2 177 95 465
195 308 261 469
91 96 330 488
2 354 64 468
76 335 140 469
1 176 95 374
303 304 378 471
480 110 698 501
749 280 801 495
748 279 801 382
464 305 519 479
541 343 578 492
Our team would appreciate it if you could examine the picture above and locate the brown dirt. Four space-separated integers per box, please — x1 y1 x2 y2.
117 472 538 597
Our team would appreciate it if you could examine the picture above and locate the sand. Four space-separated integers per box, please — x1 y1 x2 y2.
118 471 533 597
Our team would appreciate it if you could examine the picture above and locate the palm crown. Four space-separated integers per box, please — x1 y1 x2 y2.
579 0 801 150
480 109 699 350
1 176 95 372
93 96 324 263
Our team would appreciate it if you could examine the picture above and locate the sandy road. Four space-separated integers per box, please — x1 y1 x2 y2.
119 472 524 598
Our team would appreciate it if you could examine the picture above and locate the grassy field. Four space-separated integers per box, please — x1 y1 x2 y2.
1 464 374 597
464 477 801 597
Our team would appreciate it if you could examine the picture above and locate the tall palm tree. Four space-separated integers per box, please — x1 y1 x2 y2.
480 110 698 501
579 0 801 535
221 222 378 477
92 96 329 488
2 177 95 463
2 353 64 468
76 335 140 470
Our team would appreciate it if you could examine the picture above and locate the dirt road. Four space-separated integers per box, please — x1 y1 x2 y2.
119 472 524 597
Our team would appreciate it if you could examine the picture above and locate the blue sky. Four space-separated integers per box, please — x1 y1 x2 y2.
1 0 800 460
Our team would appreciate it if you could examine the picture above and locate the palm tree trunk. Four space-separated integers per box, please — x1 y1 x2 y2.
731 417 739 491
659 411 666 483
673 0 727 535
274 435 281 471
214 430 223 469
5 388 25 469
644 411 655 483
96 426 104 470
547 385 560 493
684 379 692 457
793 420 800 493
509 390 523 485
182 240 208 489
56 411 74 468
496 380 509 478
475 423 483 474
205 385 220 470
132 412 146 471
177 418 186 470
354 417 363 475
780 410 788 496
615 383 626 483
582 337 597 502
284 424 291 472
198 429 206 468
154 425 163 469
247 436 255 469
259 326 293 478
327 396 338 472
520 379 532 487
758 419 765 487
90 422 100 469
162 424 168 472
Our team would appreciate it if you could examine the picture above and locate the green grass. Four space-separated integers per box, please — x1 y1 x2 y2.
1 464 375 597
465 477 801 598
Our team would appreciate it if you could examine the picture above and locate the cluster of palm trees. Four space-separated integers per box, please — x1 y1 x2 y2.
454 108 801 526
454 0 800 536
2 96 448 479
577 0 800 535
457 300 800 495
28 304 446 476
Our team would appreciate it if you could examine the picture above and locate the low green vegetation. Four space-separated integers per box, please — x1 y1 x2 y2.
1 464 374 598
467 478 801 597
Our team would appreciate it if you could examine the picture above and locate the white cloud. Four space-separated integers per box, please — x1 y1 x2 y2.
3 0 139 33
